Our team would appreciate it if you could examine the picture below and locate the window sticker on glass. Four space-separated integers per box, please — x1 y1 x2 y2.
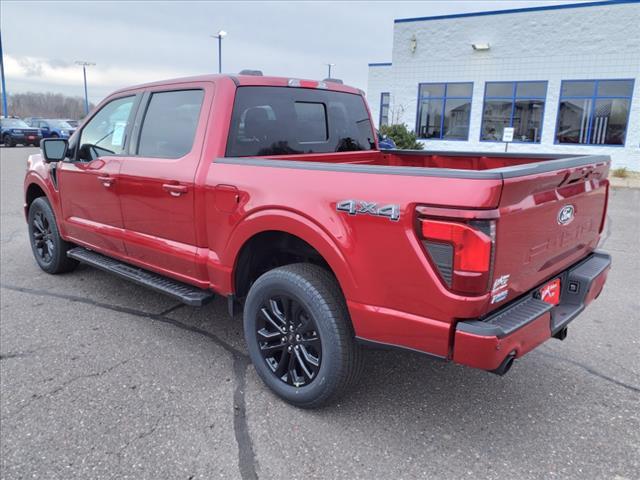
111 121 127 147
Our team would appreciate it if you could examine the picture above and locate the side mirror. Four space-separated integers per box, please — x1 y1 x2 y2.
41 138 68 163
41 126 50 131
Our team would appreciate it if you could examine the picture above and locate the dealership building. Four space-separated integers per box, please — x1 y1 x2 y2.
367 0 640 169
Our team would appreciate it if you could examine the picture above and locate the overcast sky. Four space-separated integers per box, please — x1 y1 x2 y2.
2 0 588 103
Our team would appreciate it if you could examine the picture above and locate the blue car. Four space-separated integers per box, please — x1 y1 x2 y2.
1 118 42 147
29 119 76 139
377 130 396 149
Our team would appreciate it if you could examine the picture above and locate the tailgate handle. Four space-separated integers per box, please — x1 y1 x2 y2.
562 167 595 186
581 167 594 180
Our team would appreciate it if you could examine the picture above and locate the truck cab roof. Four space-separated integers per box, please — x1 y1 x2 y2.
111 74 363 97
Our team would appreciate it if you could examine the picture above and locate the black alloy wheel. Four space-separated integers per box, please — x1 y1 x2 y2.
27 197 78 274
244 263 363 408
256 295 322 387
3 135 13 147
31 210 55 264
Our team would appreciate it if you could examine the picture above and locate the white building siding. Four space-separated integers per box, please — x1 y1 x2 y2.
368 1 640 169
366 64 393 126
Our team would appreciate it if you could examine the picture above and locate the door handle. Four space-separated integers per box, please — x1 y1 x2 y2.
162 183 188 197
97 175 114 187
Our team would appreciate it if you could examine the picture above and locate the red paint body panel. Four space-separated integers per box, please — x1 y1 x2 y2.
23 74 611 374
57 157 126 256
453 313 551 371
453 261 610 371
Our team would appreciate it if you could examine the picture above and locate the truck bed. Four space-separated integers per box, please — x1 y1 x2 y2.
249 149 610 179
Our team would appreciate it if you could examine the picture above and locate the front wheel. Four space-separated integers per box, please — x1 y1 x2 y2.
244 263 362 408
28 197 78 274
3 135 14 147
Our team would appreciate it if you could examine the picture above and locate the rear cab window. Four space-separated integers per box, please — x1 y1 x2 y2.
137 89 204 159
226 86 375 157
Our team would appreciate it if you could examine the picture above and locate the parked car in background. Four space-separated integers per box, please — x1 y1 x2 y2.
28 119 76 139
1 118 41 147
61 119 79 128
377 130 396 149
23 117 43 126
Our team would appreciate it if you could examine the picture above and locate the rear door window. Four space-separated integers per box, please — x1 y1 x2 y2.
226 86 374 157
137 89 204 159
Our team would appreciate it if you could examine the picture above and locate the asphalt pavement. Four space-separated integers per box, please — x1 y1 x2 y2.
1 147 638 480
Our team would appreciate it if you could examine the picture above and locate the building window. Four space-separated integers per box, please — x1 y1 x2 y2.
416 83 472 140
379 92 390 126
480 81 547 143
555 79 634 146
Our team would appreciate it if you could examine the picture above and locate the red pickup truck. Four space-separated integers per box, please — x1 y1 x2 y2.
24 74 611 407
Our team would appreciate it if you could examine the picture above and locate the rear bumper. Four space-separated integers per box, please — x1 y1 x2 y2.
453 251 611 372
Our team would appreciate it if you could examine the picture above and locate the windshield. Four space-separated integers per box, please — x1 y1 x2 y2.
226 86 375 157
1 119 30 128
47 120 73 129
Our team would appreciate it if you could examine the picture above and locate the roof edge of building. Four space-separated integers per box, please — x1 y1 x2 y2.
394 0 638 24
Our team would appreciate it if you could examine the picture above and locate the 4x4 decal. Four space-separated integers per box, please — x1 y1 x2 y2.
336 200 400 222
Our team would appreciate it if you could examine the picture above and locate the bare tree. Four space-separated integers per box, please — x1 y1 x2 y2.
6 92 95 119
389 100 406 126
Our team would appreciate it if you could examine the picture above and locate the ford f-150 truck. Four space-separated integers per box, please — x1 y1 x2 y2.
24 74 611 408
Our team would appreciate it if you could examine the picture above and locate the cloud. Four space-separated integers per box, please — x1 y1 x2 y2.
5 54 194 91
17 57 44 77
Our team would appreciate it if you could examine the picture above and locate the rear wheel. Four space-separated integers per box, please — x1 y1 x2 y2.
244 263 362 408
3 135 14 147
28 197 78 274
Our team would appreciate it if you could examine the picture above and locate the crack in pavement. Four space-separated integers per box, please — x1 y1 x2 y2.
0 351 34 360
117 413 169 459
0 283 259 480
6 359 131 419
233 357 258 480
538 350 640 394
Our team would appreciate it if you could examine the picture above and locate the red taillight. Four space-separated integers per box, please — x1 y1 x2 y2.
419 218 495 295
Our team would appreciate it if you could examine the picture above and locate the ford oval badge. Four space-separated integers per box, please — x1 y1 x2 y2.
558 205 575 225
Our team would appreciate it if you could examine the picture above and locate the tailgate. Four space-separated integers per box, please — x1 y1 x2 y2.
489 159 609 309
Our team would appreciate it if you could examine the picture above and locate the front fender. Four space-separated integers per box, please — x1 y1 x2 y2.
23 156 65 235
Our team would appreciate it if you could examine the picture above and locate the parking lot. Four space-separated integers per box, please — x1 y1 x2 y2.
1 146 638 480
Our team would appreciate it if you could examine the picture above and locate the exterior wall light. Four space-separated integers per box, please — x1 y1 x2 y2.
472 43 491 51
410 35 417 53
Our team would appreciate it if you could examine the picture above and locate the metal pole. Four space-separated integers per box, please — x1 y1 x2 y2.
0 31 8 117
82 65 89 115
328 64 332 78
218 36 222 74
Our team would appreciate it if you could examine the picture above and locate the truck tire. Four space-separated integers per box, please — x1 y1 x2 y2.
244 263 363 408
28 197 78 274
3 135 14 147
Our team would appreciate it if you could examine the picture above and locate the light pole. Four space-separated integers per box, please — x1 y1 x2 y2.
210 30 227 74
75 61 95 116
0 30 8 117
325 63 335 78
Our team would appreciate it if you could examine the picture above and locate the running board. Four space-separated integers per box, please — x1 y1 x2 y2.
67 247 214 306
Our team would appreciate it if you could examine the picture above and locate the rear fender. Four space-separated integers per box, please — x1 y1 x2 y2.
222 208 357 300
